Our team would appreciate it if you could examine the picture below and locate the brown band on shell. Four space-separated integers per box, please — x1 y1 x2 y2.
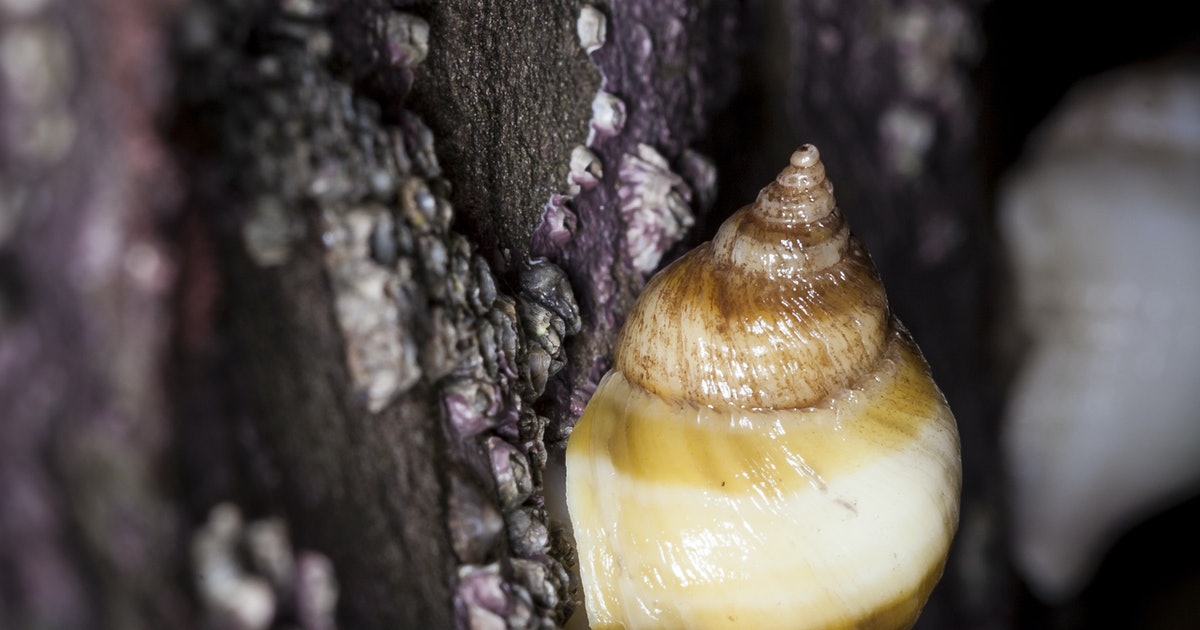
595 332 948 488
614 237 890 409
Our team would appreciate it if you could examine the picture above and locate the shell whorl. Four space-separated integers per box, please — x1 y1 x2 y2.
755 144 836 224
614 144 891 409
711 144 850 279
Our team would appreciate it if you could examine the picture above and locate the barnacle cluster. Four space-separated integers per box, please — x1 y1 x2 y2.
191 504 338 630
196 1 583 625
530 3 725 440
617 143 696 274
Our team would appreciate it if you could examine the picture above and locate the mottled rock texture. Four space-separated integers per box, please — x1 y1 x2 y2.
2 0 1002 628
0 0 185 626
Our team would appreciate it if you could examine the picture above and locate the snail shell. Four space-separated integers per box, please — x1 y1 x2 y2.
565 145 961 628
1000 62 1200 601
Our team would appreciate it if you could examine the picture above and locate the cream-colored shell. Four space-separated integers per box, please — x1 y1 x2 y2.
566 145 961 629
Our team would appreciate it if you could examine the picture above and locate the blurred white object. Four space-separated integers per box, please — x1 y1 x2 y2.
999 60 1200 602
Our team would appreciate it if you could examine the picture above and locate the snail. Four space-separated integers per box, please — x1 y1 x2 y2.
1000 61 1200 601
565 145 961 628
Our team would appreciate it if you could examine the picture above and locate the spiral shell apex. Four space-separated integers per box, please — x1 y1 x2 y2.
566 145 962 629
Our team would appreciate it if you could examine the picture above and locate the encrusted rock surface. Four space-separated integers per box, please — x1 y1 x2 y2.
524 1 744 439
0 0 999 627
177 0 585 626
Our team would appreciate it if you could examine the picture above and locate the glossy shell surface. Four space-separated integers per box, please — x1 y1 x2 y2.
566 145 961 629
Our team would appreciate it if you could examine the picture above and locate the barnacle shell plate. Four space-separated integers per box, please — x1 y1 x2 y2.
566 145 961 628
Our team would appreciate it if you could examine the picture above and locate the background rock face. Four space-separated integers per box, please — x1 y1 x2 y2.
2 0 1196 628
0 0 183 626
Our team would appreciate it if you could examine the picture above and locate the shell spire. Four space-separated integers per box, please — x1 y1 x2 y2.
755 144 837 224
710 144 852 280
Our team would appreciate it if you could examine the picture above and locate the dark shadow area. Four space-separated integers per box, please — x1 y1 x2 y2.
978 1 1199 627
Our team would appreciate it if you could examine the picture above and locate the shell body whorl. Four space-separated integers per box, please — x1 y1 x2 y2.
566 145 961 629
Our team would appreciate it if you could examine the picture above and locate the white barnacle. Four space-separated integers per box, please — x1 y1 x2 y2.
617 144 694 274
879 103 935 177
567 145 602 194
576 5 607 54
321 206 421 412
384 12 430 68
242 196 301 266
587 90 625 145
